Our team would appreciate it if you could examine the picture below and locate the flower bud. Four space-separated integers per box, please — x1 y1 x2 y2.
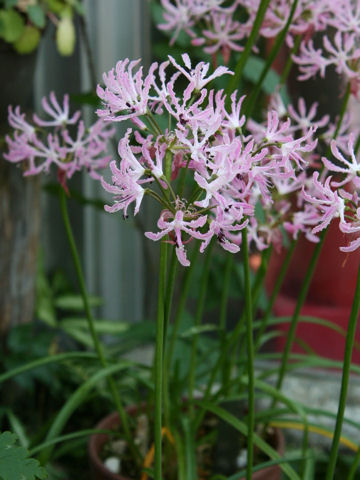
56 16 75 56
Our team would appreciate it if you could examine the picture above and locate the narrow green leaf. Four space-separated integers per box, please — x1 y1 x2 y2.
29 429 116 456
181 324 217 338
54 294 102 310
40 362 133 463
181 418 198 480
0 352 97 384
61 318 129 334
6 411 30 449
226 453 308 480
197 402 301 480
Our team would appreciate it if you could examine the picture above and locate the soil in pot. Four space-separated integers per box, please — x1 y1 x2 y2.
89 405 285 480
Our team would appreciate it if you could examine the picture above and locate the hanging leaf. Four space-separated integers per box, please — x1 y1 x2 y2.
13 25 40 54
0 431 47 480
0 9 25 43
4 0 18 7
27 5 46 28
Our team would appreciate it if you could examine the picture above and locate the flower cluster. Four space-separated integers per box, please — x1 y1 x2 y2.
249 92 360 251
158 0 360 91
5 92 115 181
97 54 329 266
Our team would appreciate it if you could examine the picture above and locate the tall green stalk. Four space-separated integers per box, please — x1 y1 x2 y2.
154 240 168 480
167 246 199 368
254 239 297 352
244 0 299 118
163 250 178 428
58 188 140 464
326 264 360 480
242 228 255 480
225 0 271 97
274 79 352 398
188 242 214 412
273 229 326 399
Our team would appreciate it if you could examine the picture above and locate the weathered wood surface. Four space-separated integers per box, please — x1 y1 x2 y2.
0 42 40 333
0 159 41 333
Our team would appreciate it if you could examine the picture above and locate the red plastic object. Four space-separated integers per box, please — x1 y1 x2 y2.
271 293 360 363
265 221 360 363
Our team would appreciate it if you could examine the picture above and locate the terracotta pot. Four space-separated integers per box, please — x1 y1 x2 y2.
89 410 285 480
89 409 137 480
239 427 285 480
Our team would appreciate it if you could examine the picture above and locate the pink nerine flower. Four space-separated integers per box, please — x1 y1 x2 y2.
101 160 145 217
145 210 208 266
168 53 233 90
33 92 81 127
5 93 114 180
97 59 158 122
302 172 345 235
322 134 360 187
293 31 360 82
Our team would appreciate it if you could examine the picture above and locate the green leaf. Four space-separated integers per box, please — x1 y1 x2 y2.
69 91 100 107
5 411 30 449
54 294 102 310
243 56 280 94
181 324 217 338
61 318 129 335
67 0 85 15
45 0 65 15
4 0 18 8
254 199 266 224
0 9 24 43
0 431 47 480
13 25 40 54
27 5 46 28
280 225 290 248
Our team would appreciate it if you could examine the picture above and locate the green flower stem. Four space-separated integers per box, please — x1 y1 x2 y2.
219 254 233 333
163 250 178 427
273 78 351 400
279 34 302 86
242 228 255 480
194 246 272 430
254 238 297 353
219 254 233 384
326 263 360 480
225 0 271 97
167 246 199 367
227 245 273 385
348 446 360 480
273 229 327 401
244 0 299 118
188 241 214 413
58 188 140 464
333 82 351 140
154 239 168 480
146 111 162 136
